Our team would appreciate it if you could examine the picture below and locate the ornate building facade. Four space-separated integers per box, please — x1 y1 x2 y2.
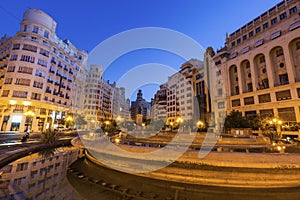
0 9 87 132
210 0 300 131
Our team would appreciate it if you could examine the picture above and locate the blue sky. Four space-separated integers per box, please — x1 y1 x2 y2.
0 0 279 100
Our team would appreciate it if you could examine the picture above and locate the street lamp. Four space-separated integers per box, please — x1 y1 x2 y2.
268 118 282 138
65 116 73 129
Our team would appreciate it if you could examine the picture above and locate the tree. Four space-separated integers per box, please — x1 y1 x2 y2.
224 110 250 132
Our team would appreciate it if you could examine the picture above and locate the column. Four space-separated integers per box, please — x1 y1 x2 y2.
294 105 300 122
282 44 296 84
249 58 258 92
237 65 243 94
264 53 275 88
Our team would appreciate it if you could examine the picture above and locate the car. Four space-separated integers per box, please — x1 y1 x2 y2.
54 126 67 132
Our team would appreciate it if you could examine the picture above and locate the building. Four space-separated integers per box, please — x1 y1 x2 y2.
112 86 130 120
210 0 300 130
0 9 88 132
0 147 78 199
130 90 151 122
84 65 113 129
165 59 204 125
150 83 167 121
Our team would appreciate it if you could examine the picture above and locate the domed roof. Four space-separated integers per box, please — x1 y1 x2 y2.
22 9 57 32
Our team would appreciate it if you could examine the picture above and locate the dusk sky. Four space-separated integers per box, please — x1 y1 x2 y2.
0 0 279 100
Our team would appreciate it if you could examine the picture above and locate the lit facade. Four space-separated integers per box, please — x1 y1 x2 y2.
211 0 300 129
84 65 114 129
150 83 167 121
0 9 87 132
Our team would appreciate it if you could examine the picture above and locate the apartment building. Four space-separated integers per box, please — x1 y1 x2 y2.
150 83 167 121
211 0 300 128
0 9 87 132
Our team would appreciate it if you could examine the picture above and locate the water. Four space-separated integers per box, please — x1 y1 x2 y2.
2 148 300 200
0 147 83 200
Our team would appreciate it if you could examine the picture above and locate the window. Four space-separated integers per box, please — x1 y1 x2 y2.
31 93 41 100
4 78 13 84
15 78 30 86
235 86 239 95
244 97 254 105
278 107 296 121
22 44 37 52
249 31 254 37
33 81 43 89
242 35 247 40
255 27 261 33
10 55 18 61
7 66 15 72
259 94 271 103
276 49 284 57
32 26 39 33
196 73 204 80
237 38 241 44
20 55 35 63
218 102 225 109
279 73 289 85
276 90 291 101
296 41 300 50
217 88 223 96
13 177 26 187
37 59 47 67
44 31 49 38
23 25 27 32
2 90 9 97
263 22 269 29
35 70 45 78
231 41 236 47
289 6 297 15
279 12 287 20
16 162 28 171
271 17 277 25
12 43 20 50
18 66 33 74
259 56 265 63
40 49 49 57
247 83 253 92
232 99 240 107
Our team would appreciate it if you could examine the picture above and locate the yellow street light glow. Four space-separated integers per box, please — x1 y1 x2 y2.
9 100 16 105
197 121 204 126
25 110 35 117
278 120 282 125
23 101 31 106
105 121 110 125
273 118 277 123
115 138 120 144
142 123 145 127
277 146 282 151
269 121 273 124
65 116 73 122
170 122 173 126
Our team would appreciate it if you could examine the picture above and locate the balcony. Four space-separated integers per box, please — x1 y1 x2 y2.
61 85 66 89
69 70 73 75
49 69 55 74
66 86 71 91
57 63 62 68
51 60 56 65
47 79 53 84
63 66 68 71
67 79 72 83
54 82 59 86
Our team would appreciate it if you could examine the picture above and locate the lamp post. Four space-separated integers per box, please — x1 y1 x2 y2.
197 120 204 132
268 118 282 139
65 116 73 129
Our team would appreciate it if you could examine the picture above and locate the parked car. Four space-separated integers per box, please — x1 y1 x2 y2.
54 126 67 132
